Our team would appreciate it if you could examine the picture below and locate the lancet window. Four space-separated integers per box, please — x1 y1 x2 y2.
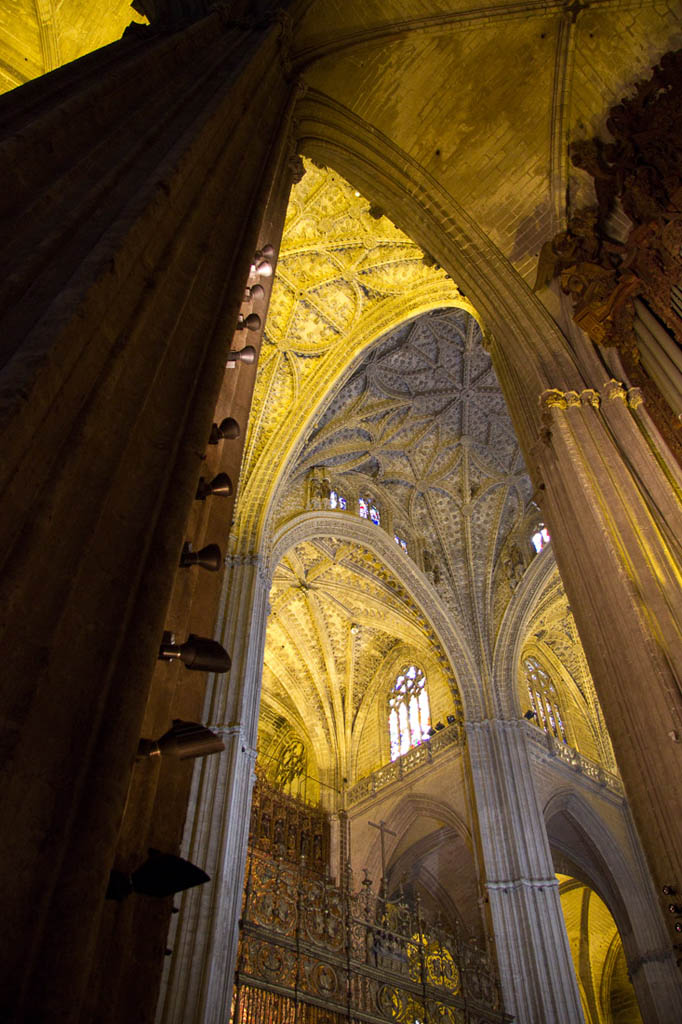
359 497 380 524
531 526 551 553
329 489 347 510
524 656 567 743
388 665 430 760
394 534 408 552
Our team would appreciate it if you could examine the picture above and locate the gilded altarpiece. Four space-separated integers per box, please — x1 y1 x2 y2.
234 782 510 1024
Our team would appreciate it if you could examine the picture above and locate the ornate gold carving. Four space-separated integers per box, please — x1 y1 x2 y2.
603 379 627 402
539 388 569 411
580 389 600 409
627 387 644 410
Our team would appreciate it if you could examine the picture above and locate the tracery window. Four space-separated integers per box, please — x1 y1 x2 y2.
394 534 408 552
388 665 430 760
531 526 551 553
330 489 347 510
524 656 567 743
358 497 380 524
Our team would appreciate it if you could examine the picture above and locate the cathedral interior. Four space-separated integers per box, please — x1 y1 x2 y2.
1 2 682 1023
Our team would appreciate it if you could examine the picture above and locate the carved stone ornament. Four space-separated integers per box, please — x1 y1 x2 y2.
535 48 682 455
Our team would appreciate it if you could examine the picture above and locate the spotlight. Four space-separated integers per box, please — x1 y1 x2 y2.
137 719 225 760
179 542 222 571
663 886 677 896
208 417 240 444
106 850 210 901
676 922 682 933
226 345 257 369
668 904 682 915
243 283 265 302
236 312 261 332
435 722 445 731
524 710 536 720
250 245 275 277
427 727 436 737
159 633 231 673
446 714 456 725
196 473 233 500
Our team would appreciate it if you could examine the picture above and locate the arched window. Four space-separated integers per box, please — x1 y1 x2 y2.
359 497 380 524
394 534 408 553
388 665 430 760
531 525 551 553
524 656 567 743
330 489 347 510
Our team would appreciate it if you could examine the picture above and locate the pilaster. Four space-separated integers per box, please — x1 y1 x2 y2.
467 719 584 1022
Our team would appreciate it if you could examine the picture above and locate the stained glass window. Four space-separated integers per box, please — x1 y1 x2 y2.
524 656 567 743
394 534 408 552
358 497 380 524
388 665 430 761
531 526 551 553
330 490 347 510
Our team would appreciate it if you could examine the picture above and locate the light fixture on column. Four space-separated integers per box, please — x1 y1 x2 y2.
137 719 225 760
159 633 231 673
208 416 240 444
196 472 232 500
250 244 275 277
663 885 677 896
243 283 265 302
236 312 261 332
106 850 211 901
668 903 682 915
226 345 256 369
179 542 222 571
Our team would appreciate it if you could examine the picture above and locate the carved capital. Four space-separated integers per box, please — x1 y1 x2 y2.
603 378 627 402
627 386 644 409
580 388 600 408
539 388 568 412
564 390 581 408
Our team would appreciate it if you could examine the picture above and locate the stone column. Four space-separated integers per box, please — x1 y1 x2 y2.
0 14 294 1022
158 555 271 1024
532 381 682 897
467 719 584 1023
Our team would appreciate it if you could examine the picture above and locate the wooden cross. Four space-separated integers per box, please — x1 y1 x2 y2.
368 819 397 883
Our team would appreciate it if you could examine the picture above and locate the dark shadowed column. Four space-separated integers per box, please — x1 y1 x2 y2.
0 11 296 1021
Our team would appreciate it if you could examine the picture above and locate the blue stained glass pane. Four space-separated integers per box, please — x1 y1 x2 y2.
358 498 369 518
339 495 347 510
369 505 380 525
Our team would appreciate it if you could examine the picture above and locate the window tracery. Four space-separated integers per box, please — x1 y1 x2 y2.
388 665 430 760
524 656 567 743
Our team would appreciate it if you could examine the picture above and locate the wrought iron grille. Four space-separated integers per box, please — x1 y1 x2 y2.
233 847 512 1024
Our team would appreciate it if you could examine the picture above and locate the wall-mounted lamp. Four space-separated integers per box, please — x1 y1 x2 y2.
208 417 240 444
446 714 456 725
668 903 682 915
435 722 445 731
250 244 275 278
236 312 261 332
137 719 225 760
196 472 233 500
179 542 222 571
663 886 677 896
244 283 265 302
159 633 231 673
226 345 256 369
524 710 536 720
106 850 210 901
